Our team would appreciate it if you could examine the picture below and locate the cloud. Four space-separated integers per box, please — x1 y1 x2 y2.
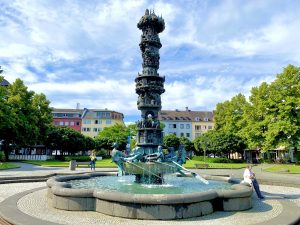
1 0 300 122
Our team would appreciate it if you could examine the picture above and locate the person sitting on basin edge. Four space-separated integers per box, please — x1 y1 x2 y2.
243 165 265 200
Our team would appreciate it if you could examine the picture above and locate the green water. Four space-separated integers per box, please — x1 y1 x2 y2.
68 175 231 194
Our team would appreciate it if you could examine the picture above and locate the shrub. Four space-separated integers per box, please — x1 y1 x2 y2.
210 158 231 163
64 156 90 162
229 159 246 163
96 149 110 159
0 151 5 162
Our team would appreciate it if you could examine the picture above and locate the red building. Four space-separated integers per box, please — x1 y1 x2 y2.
52 108 83 132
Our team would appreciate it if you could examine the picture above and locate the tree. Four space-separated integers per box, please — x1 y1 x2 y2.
263 65 300 151
0 78 52 160
163 134 180 150
214 93 248 135
45 126 92 156
194 131 216 156
96 124 128 150
240 82 271 150
214 65 300 155
194 130 246 158
179 136 194 153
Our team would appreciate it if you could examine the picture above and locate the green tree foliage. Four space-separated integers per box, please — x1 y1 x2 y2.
163 134 180 150
96 124 128 150
194 130 218 156
45 126 94 156
214 93 248 135
240 82 270 149
214 64 300 153
0 78 52 160
194 130 246 158
179 136 194 152
263 65 300 151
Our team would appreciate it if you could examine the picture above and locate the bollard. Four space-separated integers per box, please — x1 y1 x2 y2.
69 160 76 171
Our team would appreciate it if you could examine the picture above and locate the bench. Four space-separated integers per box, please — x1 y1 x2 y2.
76 161 90 167
195 164 209 169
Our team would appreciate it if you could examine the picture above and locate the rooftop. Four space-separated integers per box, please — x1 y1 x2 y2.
159 109 214 122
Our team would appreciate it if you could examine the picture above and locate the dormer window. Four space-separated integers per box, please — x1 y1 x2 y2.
195 117 200 121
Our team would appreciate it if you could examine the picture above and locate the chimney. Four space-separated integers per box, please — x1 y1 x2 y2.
185 106 189 111
76 103 80 109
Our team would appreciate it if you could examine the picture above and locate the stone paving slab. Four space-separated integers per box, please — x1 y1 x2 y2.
0 182 299 225
1 163 299 188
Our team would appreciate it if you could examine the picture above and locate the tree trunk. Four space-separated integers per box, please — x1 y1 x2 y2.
3 141 10 161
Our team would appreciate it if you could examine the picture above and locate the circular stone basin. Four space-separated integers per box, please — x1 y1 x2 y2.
47 172 253 220
67 175 232 194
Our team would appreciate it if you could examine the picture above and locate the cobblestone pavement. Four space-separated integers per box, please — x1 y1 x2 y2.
0 182 299 225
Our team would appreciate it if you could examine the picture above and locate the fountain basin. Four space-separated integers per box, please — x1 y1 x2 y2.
47 172 253 220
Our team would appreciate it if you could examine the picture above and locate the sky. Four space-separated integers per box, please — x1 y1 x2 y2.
1 0 300 124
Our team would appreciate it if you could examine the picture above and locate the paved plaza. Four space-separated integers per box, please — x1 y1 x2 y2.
0 163 299 225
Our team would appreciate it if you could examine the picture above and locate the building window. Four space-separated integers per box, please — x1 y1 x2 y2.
203 125 207 130
195 125 201 131
54 121 59 126
195 132 201 138
180 124 184 129
186 133 190 137
83 120 91 124
204 117 209 122
93 128 98 132
59 121 64 126
173 124 176 128
82 128 86 132
86 128 90 132
195 117 200 121
70 121 75 126
65 122 69 126
169 124 172 129
95 120 102 124
76 122 80 126
180 132 184 137
186 124 190 129
208 125 213 130
106 120 112 124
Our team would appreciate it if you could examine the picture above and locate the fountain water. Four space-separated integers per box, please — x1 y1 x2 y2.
46 9 253 220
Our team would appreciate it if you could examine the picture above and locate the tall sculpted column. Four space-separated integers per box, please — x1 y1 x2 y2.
135 9 165 155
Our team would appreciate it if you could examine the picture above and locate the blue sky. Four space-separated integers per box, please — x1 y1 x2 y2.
1 0 300 123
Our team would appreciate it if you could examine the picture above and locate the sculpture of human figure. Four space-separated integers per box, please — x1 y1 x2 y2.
164 147 177 162
177 144 186 165
111 143 125 176
147 114 153 127
124 146 143 163
143 145 164 162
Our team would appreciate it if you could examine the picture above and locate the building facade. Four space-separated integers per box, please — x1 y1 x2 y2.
52 108 83 132
52 108 124 138
81 109 124 138
159 107 214 141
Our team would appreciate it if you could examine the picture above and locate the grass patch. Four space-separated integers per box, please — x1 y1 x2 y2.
22 158 247 169
0 162 20 170
22 160 70 167
263 164 300 174
23 159 117 168
184 159 246 169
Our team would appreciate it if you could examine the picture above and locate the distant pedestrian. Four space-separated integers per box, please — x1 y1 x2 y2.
243 165 264 199
90 152 96 171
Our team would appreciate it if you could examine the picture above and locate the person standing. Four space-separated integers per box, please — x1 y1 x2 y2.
90 152 96 171
243 165 264 199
